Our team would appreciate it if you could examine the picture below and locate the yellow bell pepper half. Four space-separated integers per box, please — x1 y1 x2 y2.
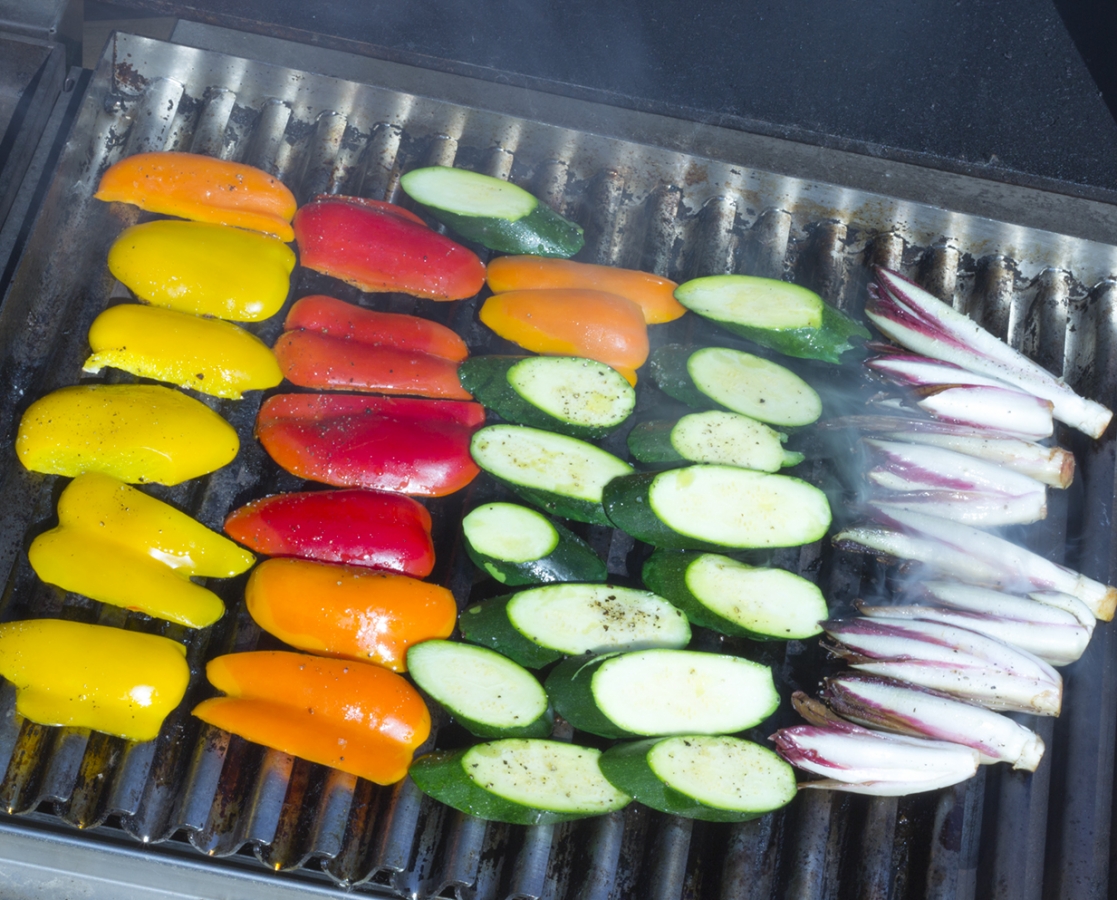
84 304 283 399
16 384 239 485
0 619 190 741
107 219 295 322
29 473 255 628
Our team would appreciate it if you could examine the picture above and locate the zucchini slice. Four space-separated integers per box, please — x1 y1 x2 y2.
627 410 803 471
459 356 635 439
642 550 827 639
674 275 869 363
406 640 553 738
650 344 822 427
462 502 607 585
544 649 779 738
409 739 630 825
470 424 633 525
458 583 691 669
603 465 831 550
598 735 797 822
399 167 584 258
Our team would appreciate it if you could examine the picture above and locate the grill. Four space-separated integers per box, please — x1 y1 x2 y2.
1 28 1116 900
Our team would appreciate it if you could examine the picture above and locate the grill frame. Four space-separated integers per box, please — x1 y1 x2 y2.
0 29 1115 900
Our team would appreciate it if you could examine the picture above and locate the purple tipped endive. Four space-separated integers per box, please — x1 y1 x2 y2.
865 439 1047 526
834 505 1117 621
865 267 1112 439
821 415 1074 488
821 674 1044 771
772 710 980 795
821 616 1063 715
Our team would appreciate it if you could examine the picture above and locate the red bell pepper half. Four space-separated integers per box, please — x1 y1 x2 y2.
224 488 436 577
293 196 485 301
256 394 484 496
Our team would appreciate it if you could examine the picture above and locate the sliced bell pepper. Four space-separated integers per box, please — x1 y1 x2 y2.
223 488 435 577
107 219 295 321
16 384 239 485
0 618 189 741
192 650 430 784
29 473 254 628
479 289 650 385
486 256 686 324
245 557 457 670
84 304 282 399
94 151 297 241
256 394 483 496
292 195 485 301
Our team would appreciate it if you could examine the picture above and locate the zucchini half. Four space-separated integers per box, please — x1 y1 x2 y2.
462 502 607 585
459 356 635 439
598 735 797 822
603 465 831 551
409 739 630 825
650 344 822 428
627 410 804 471
399 166 584 258
406 640 553 738
458 583 691 669
674 275 869 363
642 550 827 640
544 649 779 739
470 424 633 525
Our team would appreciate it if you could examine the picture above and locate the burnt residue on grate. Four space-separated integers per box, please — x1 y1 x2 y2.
0 29 1114 900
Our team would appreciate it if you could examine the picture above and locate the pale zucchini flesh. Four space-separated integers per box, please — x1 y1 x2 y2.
507 357 635 430
670 410 793 471
688 347 822 427
463 502 558 564
400 166 537 219
675 275 823 330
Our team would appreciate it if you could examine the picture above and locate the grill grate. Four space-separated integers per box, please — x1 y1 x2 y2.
0 30 1115 900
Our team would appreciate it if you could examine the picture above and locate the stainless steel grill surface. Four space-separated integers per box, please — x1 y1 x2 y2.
1 31 1116 900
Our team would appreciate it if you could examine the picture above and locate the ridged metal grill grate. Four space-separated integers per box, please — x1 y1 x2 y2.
1 30 1116 900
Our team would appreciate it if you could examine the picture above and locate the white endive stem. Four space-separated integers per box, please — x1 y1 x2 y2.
914 385 1054 439
920 581 1095 634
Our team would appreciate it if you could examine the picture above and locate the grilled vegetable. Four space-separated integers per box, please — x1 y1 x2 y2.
193 651 430 785
107 219 295 321
458 583 690 669
292 195 485 300
245 558 457 672
30 473 253 628
406 641 553 738
83 304 282 399
866 267 1112 438
16 384 239 485
223 488 435 577
400 166 584 258
642 550 827 639
409 739 630 824
627 410 802 471
458 355 636 439
462 502 607 585
603 465 831 551
95 151 297 241
598 735 797 821
480 289 649 385
0 619 190 741
650 344 822 427
674 275 868 363
486 255 685 323
256 394 482 497
919 581 1095 632
469 424 633 525
544 649 779 738
913 384 1054 439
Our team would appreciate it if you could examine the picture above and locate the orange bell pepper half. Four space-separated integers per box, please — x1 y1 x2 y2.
95 151 297 241
245 557 457 670
193 651 430 784
293 195 485 300
479 289 649 385
486 256 686 324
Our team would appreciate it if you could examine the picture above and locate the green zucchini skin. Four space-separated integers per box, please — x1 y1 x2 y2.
458 594 563 669
718 303 870 364
409 741 630 825
545 654 635 738
432 203 584 257
458 356 633 439
625 421 684 465
649 345 718 410
597 736 797 822
465 515 608 586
